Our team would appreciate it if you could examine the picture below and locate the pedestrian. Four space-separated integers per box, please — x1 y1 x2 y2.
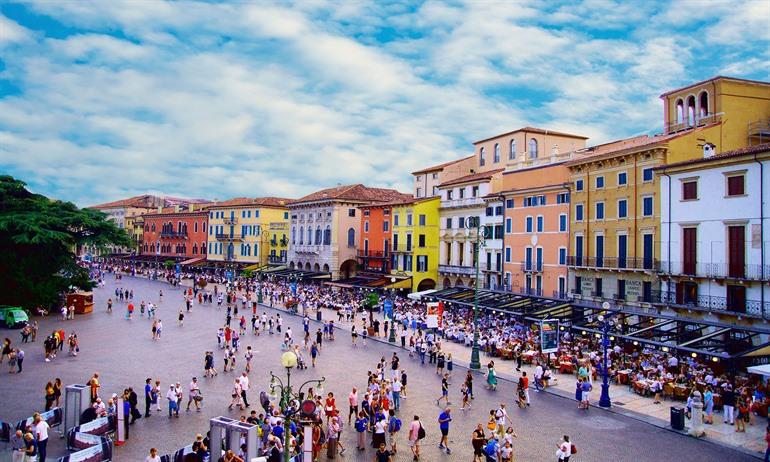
144 378 153 417
401 370 408 398
556 435 573 461
145 448 161 462
166 385 178 418
348 387 359 425
408 415 424 461
465 370 474 399
107 298 112 313
310 342 318 367
152 380 162 412
471 423 486 462
436 373 450 406
461 382 471 411
355 411 368 451
187 377 202 412
387 409 401 454
375 442 392 462
391 378 402 411
437 407 452 454
23 432 38 462
10 429 25 462
228 379 244 411
245 346 253 373
495 403 512 439
239 372 250 408
178 310 184 326
33 413 49 462
486 361 497 391
484 433 500 462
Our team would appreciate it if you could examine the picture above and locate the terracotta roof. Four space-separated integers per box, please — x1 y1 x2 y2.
141 203 214 217
655 142 770 171
89 194 161 209
438 168 505 188
474 126 589 144
291 184 410 205
209 197 292 208
660 75 770 98
411 155 474 175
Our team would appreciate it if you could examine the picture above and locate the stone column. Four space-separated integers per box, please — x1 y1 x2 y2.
688 390 705 438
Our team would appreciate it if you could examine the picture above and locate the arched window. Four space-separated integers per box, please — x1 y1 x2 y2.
315 226 322 245
324 225 331 245
201 242 206 254
494 143 500 163
192 244 197 255
299 226 304 244
699 91 708 119
347 228 356 247
675 99 684 124
509 139 516 160
528 139 538 158
687 95 696 126
307 227 312 245
479 147 486 166
291 227 296 245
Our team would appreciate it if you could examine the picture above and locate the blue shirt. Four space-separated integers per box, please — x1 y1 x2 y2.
438 411 451 430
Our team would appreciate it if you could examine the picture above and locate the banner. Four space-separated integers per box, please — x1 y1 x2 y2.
16 407 62 432
540 319 559 354
426 302 443 329
67 431 109 451
73 416 113 436
57 439 112 462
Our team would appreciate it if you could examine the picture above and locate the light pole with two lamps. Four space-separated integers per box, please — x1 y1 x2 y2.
597 301 619 408
269 351 326 462
388 277 397 343
465 216 488 370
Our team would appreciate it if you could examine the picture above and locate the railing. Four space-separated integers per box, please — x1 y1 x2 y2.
522 287 543 296
567 256 657 271
552 290 567 300
657 261 769 281
223 217 238 225
591 290 603 298
268 255 286 264
293 245 321 254
520 261 543 272
439 264 476 275
651 290 770 319
357 250 389 258
440 197 486 209
160 231 188 239
665 113 719 134
215 233 242 241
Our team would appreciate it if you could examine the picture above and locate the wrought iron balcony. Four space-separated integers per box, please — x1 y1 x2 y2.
268 255 287 264
651 290 770 319
215 233 243 241
223 217 238 225
567 256 657 271
357 250 389 258
657 261 769 281
520 261 543 273
439 264 475 275
160 231 188 239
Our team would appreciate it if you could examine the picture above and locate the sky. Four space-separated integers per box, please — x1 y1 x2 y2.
0 0 768 207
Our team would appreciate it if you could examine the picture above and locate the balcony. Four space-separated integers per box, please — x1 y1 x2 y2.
224 255 237 262
293 245 320 255
665 113 719 134
223 217 238 225
268 255 287 265
440 197 486 209
552 290 567 300
522 287 543 296
357 250 389 259
651 290 770 319
439 264 476 276
160 231 188 239
520 261 543 273
215 233 243 241
657 261 769 281
567 256 657 271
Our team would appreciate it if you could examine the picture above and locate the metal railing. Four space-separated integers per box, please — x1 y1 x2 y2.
520 261 543 272
223 217 238 225
160 231 188 239
439 264 476 275
357 250 389 258
268 255 286 264
657 261 769 281
651 290 770 319
215 233 243 241
440 197 486 209
567 255 657 270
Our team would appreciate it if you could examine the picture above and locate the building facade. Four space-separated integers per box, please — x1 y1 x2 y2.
390 197 440 291
411 156 475 198
657 143 770 321
480 194 505 290
140 204 210 261
358 203 394 274
206 198 291 268
287 185 409 279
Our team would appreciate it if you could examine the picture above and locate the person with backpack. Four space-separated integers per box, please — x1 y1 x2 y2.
387 409 401 454
408 415 424 461
355 411 369 451
557 435 574 461
484 433 501 462
437 407 452 455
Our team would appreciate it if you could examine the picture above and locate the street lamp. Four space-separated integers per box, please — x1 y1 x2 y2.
388 277 397 343
597 303 617 408
465 216 487 370
269 351 326 462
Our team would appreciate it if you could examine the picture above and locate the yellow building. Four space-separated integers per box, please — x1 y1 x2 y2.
206 198 291 268
566 76 770 308
390 197 440 292
124 215 144 254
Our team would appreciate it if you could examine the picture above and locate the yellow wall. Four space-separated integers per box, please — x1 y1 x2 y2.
391 197 440 291
207 206 289 265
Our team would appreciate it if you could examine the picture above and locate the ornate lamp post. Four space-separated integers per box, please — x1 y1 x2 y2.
597 303 617 408
465 216 487 370
388 277 397 343
269 351 326 462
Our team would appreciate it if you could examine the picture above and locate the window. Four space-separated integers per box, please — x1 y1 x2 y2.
505 218 512 233
324 226 331 245
485 207 493 216
459 188 465 199
536 215 543 232
383 209 390 216
446 190 453 200
348 208 356 217
559 214 567 232
687 95 696 126
472 186 479 197
383 220 390 232
194 222 198 233
618 199 628 218
556 192 570 204
416 255 428 272
458 217 465 228
596 176 605 188
445 217 452 229
364 221 369 233
618 172 627 185
416 187 422 198
299 226 304 244
525 216 533 233
642 196 653 216
419 214 426 226
676 98 684 124
394 214 399 226
494 206 503 215
363 210 370 217
506 199 514 209
727 174 745 196
432 173 438 180
494 143 500 163
509 139 516 159
479 147 486 166
596 202 604 220
393 234 398 251
407 214 413 226
418 234 426 247
682 180 697 200
575 204 584 221
558 248 567 265
403 255 413 271
538 195 546 205
347 228 355 246
284 212 289 219
642 168 653 182
575 179 584 191
406 234 412 251
505 247 511 263
528 138 538 158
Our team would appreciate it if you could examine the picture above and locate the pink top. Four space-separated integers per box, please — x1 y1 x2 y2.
409 420 420 441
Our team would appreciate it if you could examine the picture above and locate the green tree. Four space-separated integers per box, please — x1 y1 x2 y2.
0 176 131 309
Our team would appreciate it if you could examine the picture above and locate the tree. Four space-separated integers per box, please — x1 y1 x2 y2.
362 292 380 326
0 176 131 309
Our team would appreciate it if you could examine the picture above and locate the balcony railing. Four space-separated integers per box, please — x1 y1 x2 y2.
657 261 769 281
552 290 567 300
160 231 188 239
268 255 287 264
223 217 238 225
215 233 243 241
520 261 543 272
522 287 543 296
439 264 476 275
440 197 486 209
651 290 770 319
357 250 389 258
567 256 657 271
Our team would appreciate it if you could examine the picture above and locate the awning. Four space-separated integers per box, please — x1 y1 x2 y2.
180 257 205 266
259 265 286 273
385 278 413 289
243 263 263 271
748 365 770 377
408 289 437 300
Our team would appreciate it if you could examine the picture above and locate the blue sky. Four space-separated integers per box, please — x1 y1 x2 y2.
1 0 768 206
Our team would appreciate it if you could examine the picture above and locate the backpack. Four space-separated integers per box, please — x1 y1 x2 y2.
417 423 426 440
485 440 498 457
389 417 402 433
318 428 326 445
571 443 577 454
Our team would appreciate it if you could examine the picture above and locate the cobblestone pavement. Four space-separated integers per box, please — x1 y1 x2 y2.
0 275 757 461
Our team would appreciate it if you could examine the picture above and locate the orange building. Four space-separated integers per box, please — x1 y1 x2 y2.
501 163 572 298
357 203 394 273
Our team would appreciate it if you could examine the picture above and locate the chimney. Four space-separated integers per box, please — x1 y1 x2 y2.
174 205 180 213
703 143 716 158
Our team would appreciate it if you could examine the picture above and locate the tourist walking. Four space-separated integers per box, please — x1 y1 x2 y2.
408 415 424 461
437 407 452 454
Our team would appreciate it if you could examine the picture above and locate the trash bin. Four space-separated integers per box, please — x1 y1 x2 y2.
316 310 322 321
670 406 685 430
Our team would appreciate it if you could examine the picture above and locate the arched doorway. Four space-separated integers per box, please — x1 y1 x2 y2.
322 264 330 273
339 259 358 279
289 262 295 269
455 278 464 287
417 279 436 291
313 263 320 272
442 277 451 288
305 262 311 271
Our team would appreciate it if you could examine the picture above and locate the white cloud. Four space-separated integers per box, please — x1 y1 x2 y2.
0 14 32 44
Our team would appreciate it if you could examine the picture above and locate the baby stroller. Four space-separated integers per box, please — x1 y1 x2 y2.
517 385 527 408
297 354 308 370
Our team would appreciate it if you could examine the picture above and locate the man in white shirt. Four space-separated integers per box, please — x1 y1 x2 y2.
240 372 250 407
34 414 50 462
187 377 201 412
495 403 511 438
534 363 544 391
166 385 178 418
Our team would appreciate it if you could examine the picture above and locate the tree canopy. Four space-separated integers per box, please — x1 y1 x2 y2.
0 175 131 309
